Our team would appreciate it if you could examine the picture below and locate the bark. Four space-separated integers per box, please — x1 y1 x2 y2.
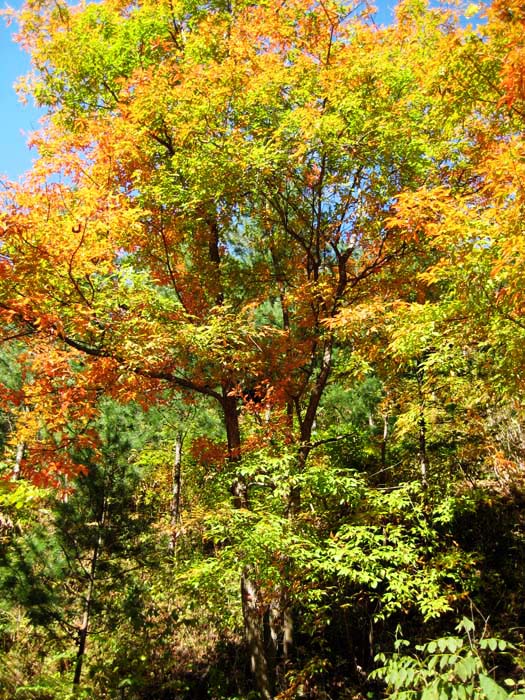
288 339 334 517
416 362 429 487
241 570 274 700
222 388 248 509
73 509 104 688
223 391 241 462
13 441 24 481
208 218 271 698
172 434 182 525
220 389 275 699
299 341 333 447
381 413 388 470
207 216 224 305
170 432 183 552
267 597 281 675
283 605 293 661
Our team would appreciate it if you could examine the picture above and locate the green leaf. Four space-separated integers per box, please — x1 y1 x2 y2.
439 653 452 670
456 686 468 700
457 655 479 679
456 617 476 634
421 686 440 700
479 675 508 700
437 638 448 652
455 657 475 683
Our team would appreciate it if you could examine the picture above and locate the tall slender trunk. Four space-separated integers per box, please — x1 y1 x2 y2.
288 340 334 517
221 389 275 699
13 441 24 481
283 604 293 661
73 501 105 688
416 362 429 487
241 570 275 700
279 339 335 676
12 406 30 481
381 413 388 470
170 432 183 552
222 389 248 509
209 213 273 698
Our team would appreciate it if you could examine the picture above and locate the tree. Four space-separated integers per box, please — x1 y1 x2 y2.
0 0 513 696
378 0 525 490
0 400 164 696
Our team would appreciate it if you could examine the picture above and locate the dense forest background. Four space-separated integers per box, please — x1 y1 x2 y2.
1 0 525 698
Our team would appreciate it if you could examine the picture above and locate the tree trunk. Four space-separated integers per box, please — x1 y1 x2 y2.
222 389 248 509
381 413 388 470
416 362 429 487
13 441 24 481
73 502 104 688
288 340 334 517
241 569 274 700
283 605 293 661
220 390 275 699
170 432 183 552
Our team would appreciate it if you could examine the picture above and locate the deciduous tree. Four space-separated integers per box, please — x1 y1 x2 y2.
1 0 511 695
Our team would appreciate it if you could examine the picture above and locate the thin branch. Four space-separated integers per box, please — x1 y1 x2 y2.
307 432 355 450
58 331 222 400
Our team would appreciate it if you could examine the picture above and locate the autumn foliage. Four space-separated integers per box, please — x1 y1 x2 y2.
1 0 525 698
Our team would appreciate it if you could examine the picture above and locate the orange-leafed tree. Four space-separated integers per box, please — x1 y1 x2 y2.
0 0 482 695
375 0 525 491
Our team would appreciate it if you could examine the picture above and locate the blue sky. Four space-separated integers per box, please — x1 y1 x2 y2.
0 0 397 182
0 0 42 181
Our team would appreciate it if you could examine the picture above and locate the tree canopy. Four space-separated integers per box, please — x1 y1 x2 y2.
1 0 525 698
